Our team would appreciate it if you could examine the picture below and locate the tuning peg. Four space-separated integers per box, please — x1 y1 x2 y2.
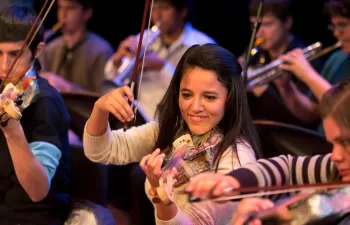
14 98 23 106
0 117 9 127
14 93 24 106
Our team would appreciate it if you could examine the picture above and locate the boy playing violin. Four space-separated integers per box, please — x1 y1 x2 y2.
0 6 71 225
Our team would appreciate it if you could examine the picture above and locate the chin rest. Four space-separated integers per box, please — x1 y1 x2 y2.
254 120 332 158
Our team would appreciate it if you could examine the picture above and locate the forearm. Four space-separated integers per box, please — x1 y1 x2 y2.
250 85 269 97
302 69 332 101
229 154 333 188
86 105 110 136
5 125 49 202
154 202 215 225
277 81 319 124
83 107 112 164
67 81 84 92
155 203 178 221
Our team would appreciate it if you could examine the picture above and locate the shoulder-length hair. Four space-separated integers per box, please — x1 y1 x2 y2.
320 79 350 130
319 79 350 180
154 43 261 168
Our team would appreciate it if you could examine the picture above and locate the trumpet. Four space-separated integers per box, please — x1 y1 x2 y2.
111 22 161 87
44 22 62 43
52 22 62 31
246 41 342 89
250 37 264 56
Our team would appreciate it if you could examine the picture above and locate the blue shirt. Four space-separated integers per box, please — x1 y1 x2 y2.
316 50 350 134
29 141 61 188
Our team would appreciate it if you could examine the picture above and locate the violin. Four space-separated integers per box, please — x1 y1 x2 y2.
149 134 198 205
246 186 350 225
0 67 39 126
187 181 350 225
150 131 222 205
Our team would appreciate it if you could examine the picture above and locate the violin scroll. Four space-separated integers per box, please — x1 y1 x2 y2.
2 98 22 120
0 93 24 127
0 65 39 127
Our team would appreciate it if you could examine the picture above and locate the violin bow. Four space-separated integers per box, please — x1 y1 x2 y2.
189 181 350 203
123 0 155 131
0 0 55 91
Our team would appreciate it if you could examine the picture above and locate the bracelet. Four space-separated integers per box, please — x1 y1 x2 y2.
149 187 161 204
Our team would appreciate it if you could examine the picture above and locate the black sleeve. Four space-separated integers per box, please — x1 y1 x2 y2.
21 95 70 151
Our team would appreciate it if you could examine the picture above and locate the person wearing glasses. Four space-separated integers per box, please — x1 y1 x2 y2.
279 0 350 133
242 0 323 130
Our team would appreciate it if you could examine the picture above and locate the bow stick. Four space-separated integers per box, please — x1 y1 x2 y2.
0 0 55 91
123 0 154 131
189 181 350 203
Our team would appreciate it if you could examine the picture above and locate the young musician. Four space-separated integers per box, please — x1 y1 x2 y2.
104 0 216 122
41 0 114 93
106 4 215 221
278 0 350 132
244 0 322 129
84 44 261 225
186 79 350 225
0 6 70 225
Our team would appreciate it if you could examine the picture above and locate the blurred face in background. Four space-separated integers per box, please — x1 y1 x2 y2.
329 16 350 53
57 0 92 34
250 13 292 51
151 1 187 36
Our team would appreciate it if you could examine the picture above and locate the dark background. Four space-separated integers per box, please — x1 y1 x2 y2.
31 0 336 59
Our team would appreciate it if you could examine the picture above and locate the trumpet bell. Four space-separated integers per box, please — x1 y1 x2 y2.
245 41 341 89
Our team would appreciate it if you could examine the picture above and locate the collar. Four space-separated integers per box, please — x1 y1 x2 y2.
176 23 199 47
63 31 88 51
158 23 198 52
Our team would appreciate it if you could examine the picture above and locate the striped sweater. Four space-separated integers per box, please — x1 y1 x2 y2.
228 154 336 199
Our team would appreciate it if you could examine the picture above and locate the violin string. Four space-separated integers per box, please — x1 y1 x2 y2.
190 182 350 203
12 0 56 87
134 0 155 123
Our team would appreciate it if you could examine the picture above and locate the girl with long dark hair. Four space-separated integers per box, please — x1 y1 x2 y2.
84 43 261 224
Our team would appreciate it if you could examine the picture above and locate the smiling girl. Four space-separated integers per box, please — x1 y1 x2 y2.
83 43 261 225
